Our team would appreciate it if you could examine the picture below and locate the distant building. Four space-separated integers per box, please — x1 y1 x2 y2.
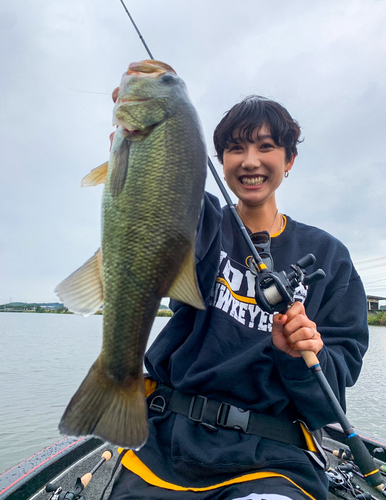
367 295 386 311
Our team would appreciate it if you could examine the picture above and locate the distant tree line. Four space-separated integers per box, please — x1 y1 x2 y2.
0 302 68 313
0 302 172 316
368 311 386 326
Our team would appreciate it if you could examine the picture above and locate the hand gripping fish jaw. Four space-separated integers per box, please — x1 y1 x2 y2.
253 253 326 314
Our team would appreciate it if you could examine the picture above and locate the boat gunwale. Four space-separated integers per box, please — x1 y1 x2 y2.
0 436 104 500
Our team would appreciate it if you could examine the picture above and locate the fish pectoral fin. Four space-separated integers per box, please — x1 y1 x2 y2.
167 247 205 310
55 248 104 317
81 162 109 187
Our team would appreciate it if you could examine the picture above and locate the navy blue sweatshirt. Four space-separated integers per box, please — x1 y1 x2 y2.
129 192 368 499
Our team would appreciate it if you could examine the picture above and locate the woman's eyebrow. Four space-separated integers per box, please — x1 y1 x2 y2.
228 133 274 144
257 134 273 140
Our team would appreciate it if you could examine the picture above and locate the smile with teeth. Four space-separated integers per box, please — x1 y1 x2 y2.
240 176 266 186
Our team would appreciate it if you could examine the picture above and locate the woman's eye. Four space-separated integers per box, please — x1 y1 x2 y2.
261 142 274 150
228 144 243 152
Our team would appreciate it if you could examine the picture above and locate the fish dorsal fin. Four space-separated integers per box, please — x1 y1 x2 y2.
81 162 109 187
167 247 205 310
55 249 104 317
110 139 130 197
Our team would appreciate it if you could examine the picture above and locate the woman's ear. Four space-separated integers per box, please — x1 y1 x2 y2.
286 154 296 173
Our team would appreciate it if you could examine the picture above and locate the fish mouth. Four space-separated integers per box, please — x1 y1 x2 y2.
239 175 266 186
122 127 141 136
113 98 154 136
120 122 157 138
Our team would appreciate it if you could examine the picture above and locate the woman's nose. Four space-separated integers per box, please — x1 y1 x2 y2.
241 146 261 169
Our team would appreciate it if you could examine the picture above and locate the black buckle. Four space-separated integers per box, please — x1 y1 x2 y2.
188 395 207 423
217 403 250 433
149 395 166 414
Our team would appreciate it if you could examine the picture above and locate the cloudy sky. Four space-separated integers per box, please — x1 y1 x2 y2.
1 0 386 304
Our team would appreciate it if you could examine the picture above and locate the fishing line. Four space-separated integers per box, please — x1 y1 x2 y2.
39 48 110 95
118 0 386 493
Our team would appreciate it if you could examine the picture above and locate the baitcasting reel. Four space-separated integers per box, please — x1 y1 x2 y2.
46 479 86 500
253 253 326 314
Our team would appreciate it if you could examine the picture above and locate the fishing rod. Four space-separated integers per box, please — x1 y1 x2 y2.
45 450 113 499
118 1 385 493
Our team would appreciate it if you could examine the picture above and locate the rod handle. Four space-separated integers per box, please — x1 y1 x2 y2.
301 350 385 490
80 450 113 488
346 433 385 490
81 472 92 488
300 350 319 368
101 450 113 461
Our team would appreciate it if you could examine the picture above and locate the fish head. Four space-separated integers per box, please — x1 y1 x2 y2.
113 60 187 137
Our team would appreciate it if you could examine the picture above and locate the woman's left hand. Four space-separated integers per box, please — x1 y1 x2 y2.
271 301 323 357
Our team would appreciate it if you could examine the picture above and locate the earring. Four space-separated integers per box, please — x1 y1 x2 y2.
284 171 289 178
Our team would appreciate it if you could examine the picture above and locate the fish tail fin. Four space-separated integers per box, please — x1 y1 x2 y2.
59 360 148 450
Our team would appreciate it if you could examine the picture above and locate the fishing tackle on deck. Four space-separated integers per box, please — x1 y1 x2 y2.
45 450 112 500
327 461 386 499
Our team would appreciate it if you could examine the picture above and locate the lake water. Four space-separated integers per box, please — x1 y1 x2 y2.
0 313 385 475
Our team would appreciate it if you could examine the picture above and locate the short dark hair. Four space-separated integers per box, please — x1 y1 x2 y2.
213 95 302 163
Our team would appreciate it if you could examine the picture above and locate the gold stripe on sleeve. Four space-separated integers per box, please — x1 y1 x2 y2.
215 277 257 304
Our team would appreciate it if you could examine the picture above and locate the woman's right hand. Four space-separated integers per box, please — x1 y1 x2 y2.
271 301 323 358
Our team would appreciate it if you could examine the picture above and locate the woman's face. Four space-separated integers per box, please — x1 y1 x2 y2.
222 124 295 209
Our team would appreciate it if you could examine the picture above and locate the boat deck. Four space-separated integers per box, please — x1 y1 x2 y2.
29 442 119 500
1 428 386 500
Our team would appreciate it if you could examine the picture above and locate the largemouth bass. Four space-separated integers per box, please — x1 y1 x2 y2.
55 60 207 449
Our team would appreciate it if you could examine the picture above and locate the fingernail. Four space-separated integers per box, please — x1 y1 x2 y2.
278 314 283 320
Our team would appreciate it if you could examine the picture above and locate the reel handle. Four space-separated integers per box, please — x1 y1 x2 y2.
304 269 326 286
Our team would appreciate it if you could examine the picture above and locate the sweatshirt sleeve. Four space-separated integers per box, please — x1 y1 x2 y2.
272 242 369 430
169 191 223 312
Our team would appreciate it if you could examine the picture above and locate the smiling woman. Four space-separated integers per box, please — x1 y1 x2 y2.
221 124 295 230
214 95 300 235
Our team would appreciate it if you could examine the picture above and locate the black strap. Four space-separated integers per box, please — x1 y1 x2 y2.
98 448 128 500
148 385 308 449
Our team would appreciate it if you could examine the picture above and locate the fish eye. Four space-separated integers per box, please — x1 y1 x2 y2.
160 74 176 85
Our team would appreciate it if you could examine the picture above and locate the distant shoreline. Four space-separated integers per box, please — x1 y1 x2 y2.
367 311 386 326
1 305 384 324
0 306 173 317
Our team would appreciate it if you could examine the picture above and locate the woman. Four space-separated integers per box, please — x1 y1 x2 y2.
109 95 368 500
